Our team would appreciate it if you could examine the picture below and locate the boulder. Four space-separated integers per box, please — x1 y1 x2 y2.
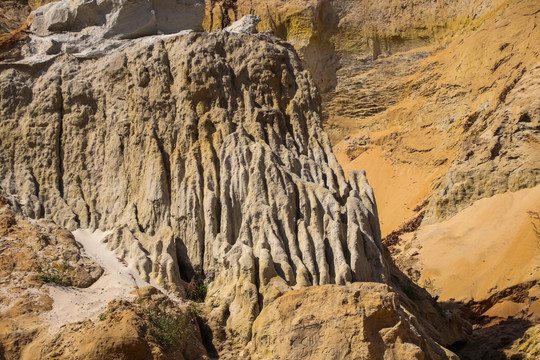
251 284 459 360
30 0 205 38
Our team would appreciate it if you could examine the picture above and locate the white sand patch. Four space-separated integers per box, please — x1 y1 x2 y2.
42 229 151 330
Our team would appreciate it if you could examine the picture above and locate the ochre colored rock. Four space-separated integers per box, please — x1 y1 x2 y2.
0 194 101 359
0 3 475 356
251 283 458 360
25 297 208 360
0 195 207 359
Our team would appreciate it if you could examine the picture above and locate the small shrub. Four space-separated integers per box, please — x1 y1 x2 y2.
36 261 69 286
190 304 206 324
187 278 207 302
98 311 109 321
142 303 190 351
516 324 540 359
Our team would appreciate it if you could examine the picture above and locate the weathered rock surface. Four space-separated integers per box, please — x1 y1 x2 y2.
220 0 540 326
0 193 100 359
204 0 497 92
0 0 31 34
205 0 540 229
24 287 208 360
223 14 260 34
339 0 540 314
0 192 207 359
0 0 59 34
0 21 404 351
30 0 205 38
251 284 458 360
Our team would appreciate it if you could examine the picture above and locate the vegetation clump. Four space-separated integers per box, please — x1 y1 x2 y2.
141 303 191 351
514 324 540 359
98 311 109 321
187 277 207 302
35 260 70 286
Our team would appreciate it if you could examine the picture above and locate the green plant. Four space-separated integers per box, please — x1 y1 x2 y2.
187 277 207 302
98 311 109 321
141 303 190 351
36 260 69 286
516 324 540 359
190 304 206 324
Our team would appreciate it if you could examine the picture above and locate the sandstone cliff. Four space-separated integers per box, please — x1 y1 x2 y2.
216 0 540 313
201 1 540 356
0 2 472 356
332 0 540 311
204 0 497 91
0 0 56 34
251 284 459 360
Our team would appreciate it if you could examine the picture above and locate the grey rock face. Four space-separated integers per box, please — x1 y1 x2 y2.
224 15 261 34
30 0 206 38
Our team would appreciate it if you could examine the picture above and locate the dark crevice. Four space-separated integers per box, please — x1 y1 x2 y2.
198 319 219 358
340 215 351 268
324 237 336 284
253 255 263 313
133 204 144 233
175 236 195 283
77 176 91 228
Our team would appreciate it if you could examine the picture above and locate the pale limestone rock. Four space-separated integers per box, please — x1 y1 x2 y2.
251 284 459 360
30 0 205 38
224 15 261 34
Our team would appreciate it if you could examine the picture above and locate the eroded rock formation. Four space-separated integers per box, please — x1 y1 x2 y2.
211 0 540 330
0 11 403 352
0 192 207 359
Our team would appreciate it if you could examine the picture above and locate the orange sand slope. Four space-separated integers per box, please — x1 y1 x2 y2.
417 185 540 303
336 128 450 237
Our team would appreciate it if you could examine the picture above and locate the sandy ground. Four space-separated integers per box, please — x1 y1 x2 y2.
416 185 540 303
42 229 151 330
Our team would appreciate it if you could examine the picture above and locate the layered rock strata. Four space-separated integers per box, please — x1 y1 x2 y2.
208 1 540 328
204 0 498 92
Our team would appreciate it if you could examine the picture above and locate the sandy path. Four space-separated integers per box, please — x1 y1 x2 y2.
42 229 151 330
